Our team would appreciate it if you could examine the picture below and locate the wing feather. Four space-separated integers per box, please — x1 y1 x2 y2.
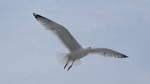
33 13 82 52
89 48 128 58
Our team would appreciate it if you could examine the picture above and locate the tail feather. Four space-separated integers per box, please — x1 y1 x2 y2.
56 52 81 66
56 52 69 65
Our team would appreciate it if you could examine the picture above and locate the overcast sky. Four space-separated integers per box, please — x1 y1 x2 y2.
0 0 150 84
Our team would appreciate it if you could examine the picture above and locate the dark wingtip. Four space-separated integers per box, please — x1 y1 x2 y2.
122 55 128 58
33 12 37 17
33 12 36 15
32 12 43 19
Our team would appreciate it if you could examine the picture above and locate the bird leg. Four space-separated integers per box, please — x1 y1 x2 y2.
64 60 69 69
67 60 74 71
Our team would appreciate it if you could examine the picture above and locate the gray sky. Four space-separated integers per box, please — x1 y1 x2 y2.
0 0 150 84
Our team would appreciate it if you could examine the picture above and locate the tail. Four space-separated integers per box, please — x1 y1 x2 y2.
56 52 69 65
56 52 81 66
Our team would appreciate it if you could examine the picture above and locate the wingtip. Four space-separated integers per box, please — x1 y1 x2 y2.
33 12 39 18
122 54 128 58
32 12 42 19
33 12 37 16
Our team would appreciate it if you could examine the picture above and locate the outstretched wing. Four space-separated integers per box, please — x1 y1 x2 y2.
89 48 128 58
33 13 82 52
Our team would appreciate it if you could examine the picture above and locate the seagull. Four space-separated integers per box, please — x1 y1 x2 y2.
33 13 128 71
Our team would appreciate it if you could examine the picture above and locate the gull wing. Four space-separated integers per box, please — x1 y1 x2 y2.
89 48 128 58
33 13 82 52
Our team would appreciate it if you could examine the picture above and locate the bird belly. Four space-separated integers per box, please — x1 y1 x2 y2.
68 49 88 60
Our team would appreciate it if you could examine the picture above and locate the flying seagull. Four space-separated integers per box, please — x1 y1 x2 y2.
33 13 128 71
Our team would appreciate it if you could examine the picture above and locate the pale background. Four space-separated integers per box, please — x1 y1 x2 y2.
0 0 150 84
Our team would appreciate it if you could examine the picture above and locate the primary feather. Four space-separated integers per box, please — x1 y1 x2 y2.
89 48 128 58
